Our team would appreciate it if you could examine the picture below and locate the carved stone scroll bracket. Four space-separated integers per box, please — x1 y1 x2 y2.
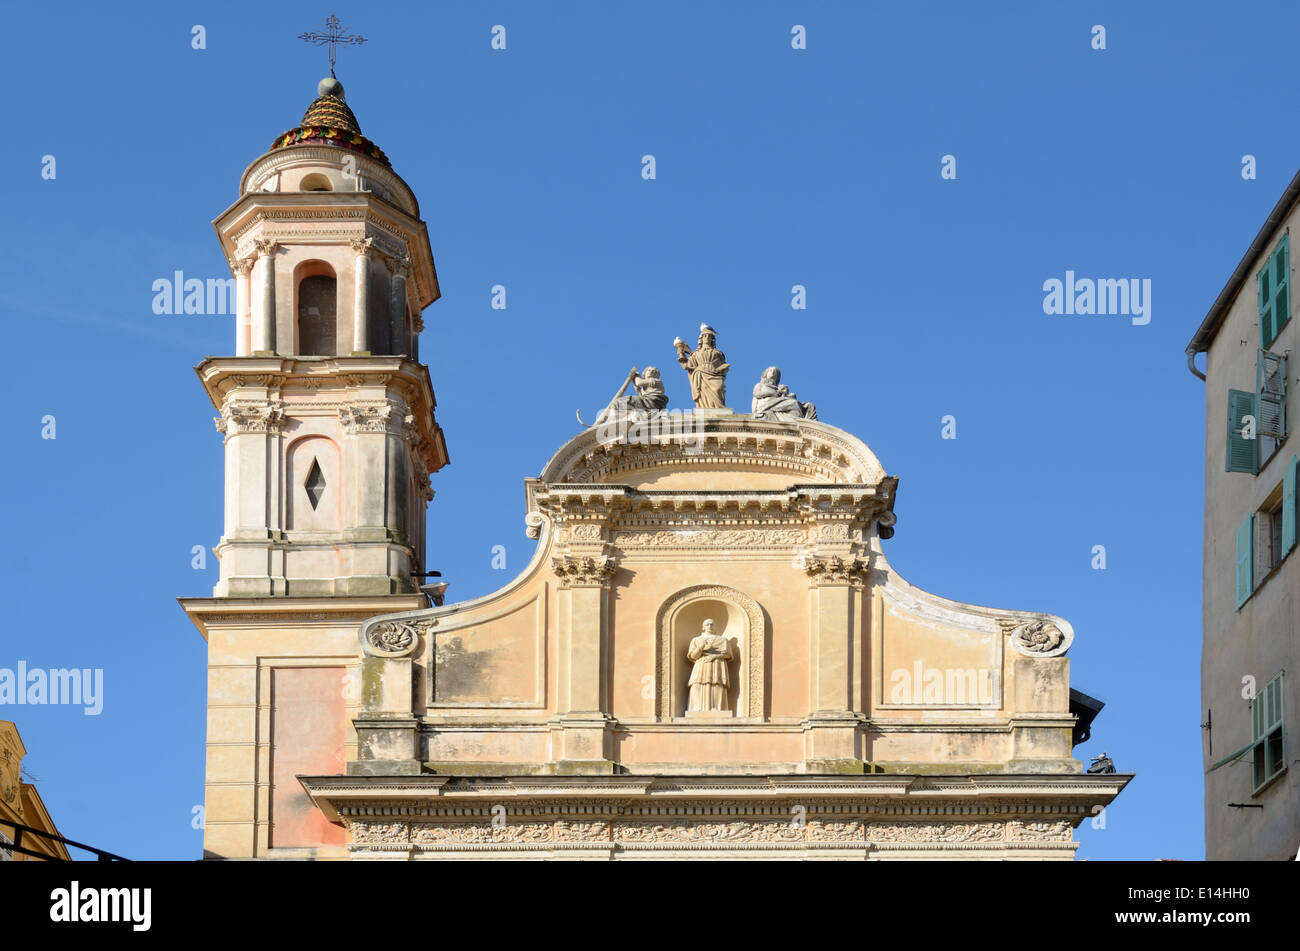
999 616 1073 658
360 615 439 658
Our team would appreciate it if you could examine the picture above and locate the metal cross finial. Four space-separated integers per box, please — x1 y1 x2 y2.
298 14 367 77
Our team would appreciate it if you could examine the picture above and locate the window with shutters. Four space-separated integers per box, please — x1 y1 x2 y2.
1258 235 1290 350
1240 467 1298 607
1255 492 1284 582
1207 672 1287 793
1251 673 1286 794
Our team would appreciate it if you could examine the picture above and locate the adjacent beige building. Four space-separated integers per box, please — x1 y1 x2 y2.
1188 171 1300 860
182 75 1128 860
0 721 71 861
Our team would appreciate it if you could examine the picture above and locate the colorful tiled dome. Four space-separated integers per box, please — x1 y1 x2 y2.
270 78 390 166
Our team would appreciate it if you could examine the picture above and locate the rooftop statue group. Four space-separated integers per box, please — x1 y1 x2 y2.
592 324 817 425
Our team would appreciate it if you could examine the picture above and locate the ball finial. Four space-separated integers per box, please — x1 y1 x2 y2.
318 77 345 99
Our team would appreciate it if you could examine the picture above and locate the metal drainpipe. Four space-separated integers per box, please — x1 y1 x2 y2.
1186 349 1207 382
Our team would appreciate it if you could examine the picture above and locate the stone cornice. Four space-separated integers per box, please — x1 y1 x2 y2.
211 189 439 309
299 772 1132 825
178 594 426 642
528 485 889 525
194 356 449 474
539 417 893 489
237 145 420 217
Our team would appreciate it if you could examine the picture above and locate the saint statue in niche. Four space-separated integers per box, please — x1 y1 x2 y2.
686 619 733 714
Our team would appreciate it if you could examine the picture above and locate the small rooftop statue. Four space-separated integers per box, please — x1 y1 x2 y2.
593 366 668 426
751 367 816 421
673 324 729 409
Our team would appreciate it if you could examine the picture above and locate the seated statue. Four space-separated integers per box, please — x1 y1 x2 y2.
751 367 816 420
595 366 668 424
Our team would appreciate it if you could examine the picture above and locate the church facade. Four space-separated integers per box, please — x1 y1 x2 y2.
181 77 1128 860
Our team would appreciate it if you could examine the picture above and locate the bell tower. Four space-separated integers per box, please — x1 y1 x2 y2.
200 77 447 597
182 75 449 858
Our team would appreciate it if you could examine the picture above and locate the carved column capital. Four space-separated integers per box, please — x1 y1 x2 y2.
229 255 256 276
349 236 374 256
384 252 411 277
801 554 869 587
551 554 617 588
252 238 278 258
339 401 407 435
216 400 286 436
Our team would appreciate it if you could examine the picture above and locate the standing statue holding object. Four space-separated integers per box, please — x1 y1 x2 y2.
686 619 733 714
674 324 729 409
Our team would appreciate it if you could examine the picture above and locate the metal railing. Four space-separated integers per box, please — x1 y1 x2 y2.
1 821 128 861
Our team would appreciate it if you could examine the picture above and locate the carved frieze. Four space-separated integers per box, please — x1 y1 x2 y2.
1006 819 1073 842
350 820 409 844
870 822 1004 844
618 819 804 843
615 527 806 549
343 812 1077 851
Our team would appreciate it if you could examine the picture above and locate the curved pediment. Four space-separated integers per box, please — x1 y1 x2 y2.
537 415 888 491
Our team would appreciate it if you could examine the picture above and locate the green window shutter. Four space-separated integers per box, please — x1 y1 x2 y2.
1236 513 1255 609
1227 389 1259 474
1260 237 1291 347
1257 350 1287 439
1285 456 1298 555
1260 251 1276 348
1275 236 1290 343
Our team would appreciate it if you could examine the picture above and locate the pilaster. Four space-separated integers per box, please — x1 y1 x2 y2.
549 506 621 773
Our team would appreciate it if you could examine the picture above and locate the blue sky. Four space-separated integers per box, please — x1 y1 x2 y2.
1 0 1283 860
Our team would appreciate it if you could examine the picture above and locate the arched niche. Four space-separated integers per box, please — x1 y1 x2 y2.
286 435 342 532
299 172 333 192
294 260 338 356
655 585 766 721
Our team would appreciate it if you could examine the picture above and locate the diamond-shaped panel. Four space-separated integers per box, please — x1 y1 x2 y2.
305 459 326 510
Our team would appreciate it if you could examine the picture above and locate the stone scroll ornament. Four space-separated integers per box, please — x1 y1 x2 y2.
1000 617 1072 658
674 324 729 408
359 616 438 657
